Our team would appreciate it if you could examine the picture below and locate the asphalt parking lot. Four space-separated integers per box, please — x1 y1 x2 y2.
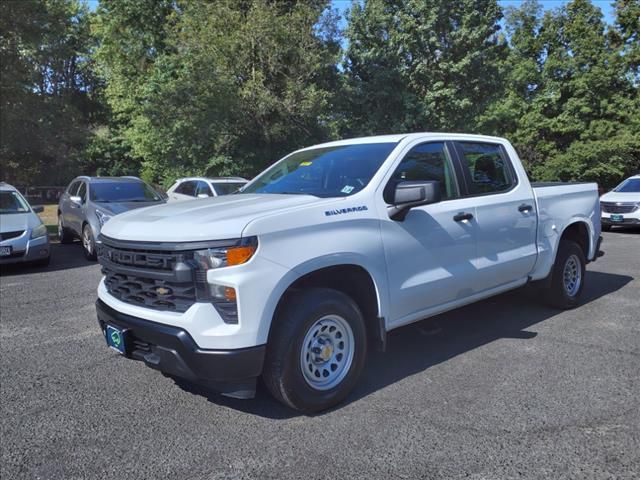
1 230 638 479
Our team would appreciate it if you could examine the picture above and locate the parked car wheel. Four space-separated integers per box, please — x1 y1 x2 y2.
544 239 586 309
58 215 74 244
262 288 367 413
82 224 97 261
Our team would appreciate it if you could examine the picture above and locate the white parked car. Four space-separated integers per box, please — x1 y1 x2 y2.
166 177 248 202
95 133 603 413
600 174 640 231
0 182 50 266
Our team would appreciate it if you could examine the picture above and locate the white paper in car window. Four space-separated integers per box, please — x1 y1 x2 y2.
341 185 355 194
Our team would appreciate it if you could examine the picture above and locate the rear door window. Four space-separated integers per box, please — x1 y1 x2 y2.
456 142 516 195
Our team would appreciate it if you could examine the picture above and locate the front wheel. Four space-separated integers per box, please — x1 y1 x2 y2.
82 224 97 261
262 288 367 413
543 239 586 309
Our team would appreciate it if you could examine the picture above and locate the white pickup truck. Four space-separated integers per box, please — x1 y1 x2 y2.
96 133 602 412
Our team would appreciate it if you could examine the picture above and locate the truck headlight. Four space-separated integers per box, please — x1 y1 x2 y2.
96 210 112 227
192 236 258 325
193 236 258 270
30 224 47 239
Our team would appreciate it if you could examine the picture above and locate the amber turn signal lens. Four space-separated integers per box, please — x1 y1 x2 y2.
226 245 257 266
224 287 237 301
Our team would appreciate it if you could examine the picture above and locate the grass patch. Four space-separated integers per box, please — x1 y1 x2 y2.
38 204 59 240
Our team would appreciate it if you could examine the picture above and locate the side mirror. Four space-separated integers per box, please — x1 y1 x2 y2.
70 195 82 205
197 193 210 199
388 180 441 221
32 205 44 214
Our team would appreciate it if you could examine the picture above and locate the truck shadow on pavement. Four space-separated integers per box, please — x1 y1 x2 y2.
174 269 633 419
0 242 96 276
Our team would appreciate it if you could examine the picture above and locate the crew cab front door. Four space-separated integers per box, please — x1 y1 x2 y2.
378 141 479 328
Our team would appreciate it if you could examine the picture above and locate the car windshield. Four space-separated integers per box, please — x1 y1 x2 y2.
0 191 31 214
614 178 640 193
90 182 161 202
214 182 246 195
240 143 398 198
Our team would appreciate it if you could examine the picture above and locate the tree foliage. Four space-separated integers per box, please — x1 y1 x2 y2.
1 0 638 189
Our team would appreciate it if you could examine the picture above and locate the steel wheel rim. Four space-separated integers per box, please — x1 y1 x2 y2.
300 314 355 391
563 254 581 297
83 227 92 253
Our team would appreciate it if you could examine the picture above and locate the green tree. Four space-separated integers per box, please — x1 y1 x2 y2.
482 0 639 187
343 0 507 135
1 0 101 185
93 0 340 186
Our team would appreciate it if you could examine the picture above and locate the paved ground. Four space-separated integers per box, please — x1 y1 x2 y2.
1 230 639 480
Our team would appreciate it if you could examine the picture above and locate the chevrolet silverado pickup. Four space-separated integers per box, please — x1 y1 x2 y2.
95 133 603 412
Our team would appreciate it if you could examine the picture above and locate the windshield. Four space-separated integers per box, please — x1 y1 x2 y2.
614 178 640 193
214 182 246 195
90 182 161 202
241 143 398 198
0 191 31 214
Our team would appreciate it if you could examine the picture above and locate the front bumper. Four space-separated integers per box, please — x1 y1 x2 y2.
96 299 266 398
0 234 50 265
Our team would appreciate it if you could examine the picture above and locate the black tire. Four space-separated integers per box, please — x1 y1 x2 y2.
58 215 74 244
82 223 97 261
543 239 586 309
262 288 367 413
601 224 611 232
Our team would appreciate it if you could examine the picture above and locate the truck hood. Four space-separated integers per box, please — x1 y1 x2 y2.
100 194 320 242
600 192 640 203
0 212 40 234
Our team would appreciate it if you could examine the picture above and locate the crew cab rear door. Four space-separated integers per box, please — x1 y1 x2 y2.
451 141 537 290
377 140 479 328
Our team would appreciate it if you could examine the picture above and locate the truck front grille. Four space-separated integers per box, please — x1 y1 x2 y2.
102 266 196 312
601 202 637 214
98 237 198 313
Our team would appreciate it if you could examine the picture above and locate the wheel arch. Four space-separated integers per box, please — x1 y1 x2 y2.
266 261 387 352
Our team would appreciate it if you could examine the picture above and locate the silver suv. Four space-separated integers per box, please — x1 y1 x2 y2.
58 176 164 260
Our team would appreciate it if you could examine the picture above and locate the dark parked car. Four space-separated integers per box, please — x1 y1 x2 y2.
57 176 164 260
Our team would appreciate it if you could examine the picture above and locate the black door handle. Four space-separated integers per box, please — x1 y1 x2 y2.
453 212 473 222
518 204 533 212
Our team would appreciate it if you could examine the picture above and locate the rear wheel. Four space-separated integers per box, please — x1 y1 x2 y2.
543 239 586 309
82 224 97 261
58 215 74 244
262 288 367 413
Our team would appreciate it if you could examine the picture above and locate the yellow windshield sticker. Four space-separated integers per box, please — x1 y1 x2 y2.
300 161 313 166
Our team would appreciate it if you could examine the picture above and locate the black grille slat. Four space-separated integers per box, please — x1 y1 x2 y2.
0 230 25 241
601 202 637 214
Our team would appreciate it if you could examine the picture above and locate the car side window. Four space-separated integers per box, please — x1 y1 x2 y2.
77 182 87 203
176 181 196 196
384 142 459 203
458 142 516 194
196 181 212 197
67 181 80 196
